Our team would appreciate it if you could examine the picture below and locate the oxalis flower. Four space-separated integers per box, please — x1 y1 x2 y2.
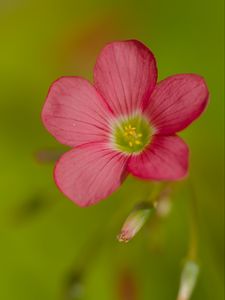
42 40 209 207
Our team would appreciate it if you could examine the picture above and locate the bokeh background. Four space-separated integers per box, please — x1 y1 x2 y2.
0 0 224 299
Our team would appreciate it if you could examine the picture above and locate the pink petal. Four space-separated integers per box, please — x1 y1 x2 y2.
94 40 157 116
145 74 209 134
42 77 113 147
128 135 189 180
54 142 128 206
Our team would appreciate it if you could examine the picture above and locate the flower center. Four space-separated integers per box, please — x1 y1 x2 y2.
112 114 152 154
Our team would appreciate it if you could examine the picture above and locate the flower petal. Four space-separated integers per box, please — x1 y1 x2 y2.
42 77 113 147
54 142 128 206
145 74 209 134
128 135 189 180
94 40 157 116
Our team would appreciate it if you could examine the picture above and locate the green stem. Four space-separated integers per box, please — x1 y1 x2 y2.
187 180 199 261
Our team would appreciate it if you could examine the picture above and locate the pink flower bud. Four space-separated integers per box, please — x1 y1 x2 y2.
117 203 154 243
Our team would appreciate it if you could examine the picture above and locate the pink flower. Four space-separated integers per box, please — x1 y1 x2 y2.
42 40 209 207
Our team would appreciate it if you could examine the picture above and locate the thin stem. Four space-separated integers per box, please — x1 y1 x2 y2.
176 180 200 300
187 180 199 261
146 181 173 205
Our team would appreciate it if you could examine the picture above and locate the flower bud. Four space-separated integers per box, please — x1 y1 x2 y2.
177 260 199 300
155 185 172 217
155 194 172 217
117 202 154 243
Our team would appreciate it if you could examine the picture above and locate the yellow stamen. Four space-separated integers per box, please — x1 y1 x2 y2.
122 123 145 148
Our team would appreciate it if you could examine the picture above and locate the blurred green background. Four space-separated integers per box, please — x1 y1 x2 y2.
0 0 224 299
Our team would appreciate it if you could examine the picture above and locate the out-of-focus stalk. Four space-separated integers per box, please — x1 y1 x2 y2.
63 271 84 300
34 148 64 164
176 181 200 300
117 268 138 300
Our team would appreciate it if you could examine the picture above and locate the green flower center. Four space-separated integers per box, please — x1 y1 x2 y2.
111 114 153 154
